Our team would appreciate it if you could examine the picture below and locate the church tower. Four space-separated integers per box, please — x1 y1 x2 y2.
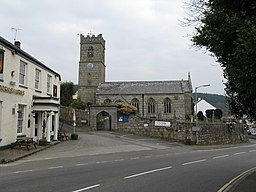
78 34 105 105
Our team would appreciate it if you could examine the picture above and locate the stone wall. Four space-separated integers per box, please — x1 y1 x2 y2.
117 115 247 145
59 107 247 145
59 107 90 129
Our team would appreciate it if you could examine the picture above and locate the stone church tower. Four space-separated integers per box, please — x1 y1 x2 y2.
78 34 105 105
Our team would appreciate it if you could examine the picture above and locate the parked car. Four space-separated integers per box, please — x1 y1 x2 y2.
249 127 256 135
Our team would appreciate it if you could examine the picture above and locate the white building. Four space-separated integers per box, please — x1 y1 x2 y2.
0 36 61 149
196 98 216 116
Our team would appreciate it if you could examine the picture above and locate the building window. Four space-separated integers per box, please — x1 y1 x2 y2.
47 75 52 94
19 61 27 86
53 84 57 97
131 98 139 112
0 50 4 80
164 98 171 113
147 98 155 114
17 105 25 135
35 69 41 90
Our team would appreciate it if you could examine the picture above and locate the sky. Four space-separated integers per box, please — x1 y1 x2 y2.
0 0 226 95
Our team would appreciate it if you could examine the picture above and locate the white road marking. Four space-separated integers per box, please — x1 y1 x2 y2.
120 134 134 138
124 166 172 179
96 161 109 164
114 159 124 162
213 155 230 159
182 159 206 166
234 152 246 155
14 170 33 174
75 163 89 166
249 149 256 152
47 166 63 170
130 157 139 160
72 184 100 192
217 167 256 192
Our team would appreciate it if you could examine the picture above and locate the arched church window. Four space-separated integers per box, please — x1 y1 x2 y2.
147 98 155 114
164 98 171 113
87 46 94 57
131 98 139 112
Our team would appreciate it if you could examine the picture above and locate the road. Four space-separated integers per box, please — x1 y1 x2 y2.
0 130 256 192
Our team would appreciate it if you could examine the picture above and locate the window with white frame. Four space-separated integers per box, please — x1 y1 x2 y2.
19 61 27 86
17 105 25 135
47 75 52 94
0 50 4 80
35 69 41 90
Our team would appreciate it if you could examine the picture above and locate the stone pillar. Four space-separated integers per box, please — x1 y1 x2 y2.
38 112 43 140
46 112 52 142
30 113 35 139
53 112 59 141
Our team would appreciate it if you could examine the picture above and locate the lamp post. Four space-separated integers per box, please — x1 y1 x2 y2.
194 84 210 144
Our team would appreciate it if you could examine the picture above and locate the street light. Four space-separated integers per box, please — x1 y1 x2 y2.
194 84 210 144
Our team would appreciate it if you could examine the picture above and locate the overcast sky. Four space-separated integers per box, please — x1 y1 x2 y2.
1 0 226 95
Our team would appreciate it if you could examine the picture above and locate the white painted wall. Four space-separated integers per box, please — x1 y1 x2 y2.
0 40 60 147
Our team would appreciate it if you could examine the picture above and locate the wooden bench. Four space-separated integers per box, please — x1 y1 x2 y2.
11 137 37 151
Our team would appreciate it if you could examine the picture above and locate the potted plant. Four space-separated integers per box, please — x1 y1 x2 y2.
71 133 78 140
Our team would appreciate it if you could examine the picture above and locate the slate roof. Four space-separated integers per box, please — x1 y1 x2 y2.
97 80 192 95
0 36 61 80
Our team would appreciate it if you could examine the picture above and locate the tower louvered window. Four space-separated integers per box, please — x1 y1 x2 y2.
87 46 94 57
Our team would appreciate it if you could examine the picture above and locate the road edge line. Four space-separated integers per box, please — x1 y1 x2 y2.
217 166 256 192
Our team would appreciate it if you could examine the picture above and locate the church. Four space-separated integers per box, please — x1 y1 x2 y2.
78 34 193 122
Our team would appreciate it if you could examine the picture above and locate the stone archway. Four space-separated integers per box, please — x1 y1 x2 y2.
89 106 117 131
96 111 111 131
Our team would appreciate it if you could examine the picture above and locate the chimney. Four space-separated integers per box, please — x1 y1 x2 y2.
14 41 21 49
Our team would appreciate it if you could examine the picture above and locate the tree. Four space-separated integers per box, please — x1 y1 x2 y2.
70 98 86 110
215 109 223 119
197 111 205 121
188 0 256 119
117 102 137 115
205 109 214 119
60 81 75 106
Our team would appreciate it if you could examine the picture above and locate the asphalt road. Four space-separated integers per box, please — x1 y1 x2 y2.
0 130 256 192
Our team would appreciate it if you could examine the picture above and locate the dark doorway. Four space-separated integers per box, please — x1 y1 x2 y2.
96 111 111 131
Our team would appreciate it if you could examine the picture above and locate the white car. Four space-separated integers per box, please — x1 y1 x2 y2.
249 127 256 135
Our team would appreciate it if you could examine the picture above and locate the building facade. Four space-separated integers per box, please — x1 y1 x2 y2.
0 36 61 148
96 80 193 120
78 34 193 123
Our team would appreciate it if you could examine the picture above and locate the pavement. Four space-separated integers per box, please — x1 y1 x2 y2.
0 123 256 191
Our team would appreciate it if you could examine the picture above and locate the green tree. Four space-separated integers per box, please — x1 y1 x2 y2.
197 111 205 121
215 109 223 119
117 102 137 115
60 81 75 106
205 109 214 119
70 98 86 110
188 0 256 119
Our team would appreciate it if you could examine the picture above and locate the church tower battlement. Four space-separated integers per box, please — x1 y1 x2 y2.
78 33 106 105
